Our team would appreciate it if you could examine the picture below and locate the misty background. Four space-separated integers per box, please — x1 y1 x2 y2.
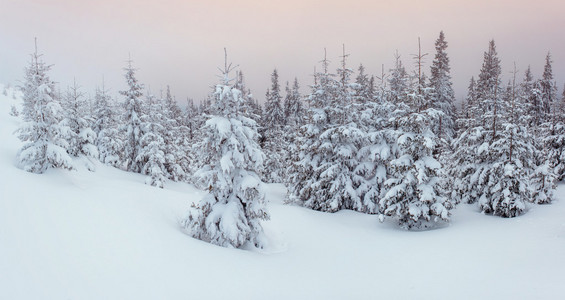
1 0 564 105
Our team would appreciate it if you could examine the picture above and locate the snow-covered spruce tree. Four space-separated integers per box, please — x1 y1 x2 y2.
456 77 477 133
353 87 396 214
261 69 286 183
520 68 557 203
120 59 145 172
541 98 565 182
388 52 409 105
61 80 98 164
283 77 303 128
93 83 123 166
137 92 167 188
184 98 198 141
476 40 503 129
540 52 558 123
161 86 190 182
281 78 303 185
235 70 262 125
478 69 538 215
16 45 74 173
182 52 269 248
520 66 543 128
530 128 556 204
323 46 365 211
449 41 502 207
351 64 375 104
450 41 503 205
429 31 456 140
287 48 363 212
544 86 565 182
379 72 453 228
453 43 542 217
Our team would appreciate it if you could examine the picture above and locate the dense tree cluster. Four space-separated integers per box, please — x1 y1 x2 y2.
14 32 564 247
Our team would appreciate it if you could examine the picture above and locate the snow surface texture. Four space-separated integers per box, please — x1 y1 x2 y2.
2 84 565 299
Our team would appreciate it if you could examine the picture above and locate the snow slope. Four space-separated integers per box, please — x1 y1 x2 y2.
1 84 565 299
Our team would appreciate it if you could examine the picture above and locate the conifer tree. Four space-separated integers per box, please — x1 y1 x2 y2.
541 53 557 123
353 84 395 214
61 80 98 162
429 31 456 140
261 69 286 182
521 66 543 127
380 104 452 228
182 50 269 248
379 48 452 228
543 85 565 182
137 92 167 188
16 43 74 173
184 98 198 141
352 64 374 104
452 45 548 216
287 48 363 212
93 83 122 166
458 77 477 132
235 70 262 124
388 52 409 104
161 86 189 182
451 41 503 206
120 59 145 172
283 78 303 127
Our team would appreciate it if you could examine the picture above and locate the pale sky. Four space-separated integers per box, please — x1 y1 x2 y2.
1 0 564 104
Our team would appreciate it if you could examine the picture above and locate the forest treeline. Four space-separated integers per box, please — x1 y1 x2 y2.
11 32 565 247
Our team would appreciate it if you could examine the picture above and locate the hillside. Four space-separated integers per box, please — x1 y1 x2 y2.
1 85 565 299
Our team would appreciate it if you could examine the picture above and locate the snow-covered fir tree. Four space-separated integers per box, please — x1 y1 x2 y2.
235 70 262 124
380 103 453 228
457 77 477 132
351 64 374 104
551 86 565 181
16 45 74 173
429 31 456 140
353 86 395 214
388 52 409 104
61 80 98 164
120 59 145 172
283 78 303 127
379 47 453 228
451 42 550 216
137 92 167 188
261 69 286 183
161 86 190 182
541 53 558 123
184 98 198 141
520 66 543 127
476 40 503 129
281 78 303 185
287 49 363 212
182 51 269 248
477 73 538 215
542 107 565 182
93 83 123 166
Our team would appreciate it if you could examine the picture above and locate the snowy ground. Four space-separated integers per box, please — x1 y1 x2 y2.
1 85 565 299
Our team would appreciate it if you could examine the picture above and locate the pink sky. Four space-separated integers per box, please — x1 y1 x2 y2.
1 0 564 103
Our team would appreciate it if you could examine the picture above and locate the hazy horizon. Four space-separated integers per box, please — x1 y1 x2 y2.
1 0 564 105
